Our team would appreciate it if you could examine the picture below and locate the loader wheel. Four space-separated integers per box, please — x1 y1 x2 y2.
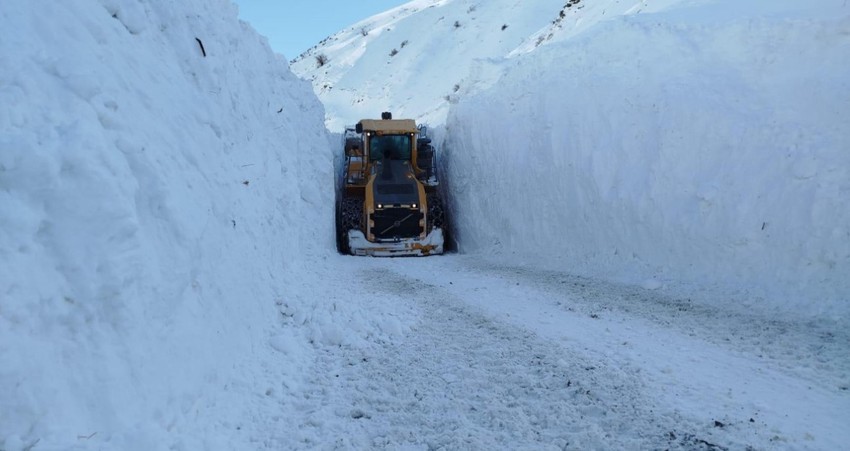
427 192 444 231
337 197 363 254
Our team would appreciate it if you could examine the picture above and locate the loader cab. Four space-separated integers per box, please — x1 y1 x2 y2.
355 114 418 165
368 133 413 161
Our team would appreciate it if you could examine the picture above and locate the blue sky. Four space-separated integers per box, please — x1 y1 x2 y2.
233 0 409 60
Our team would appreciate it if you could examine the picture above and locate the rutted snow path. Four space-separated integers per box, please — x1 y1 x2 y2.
269 255 849 450
292 267 676 449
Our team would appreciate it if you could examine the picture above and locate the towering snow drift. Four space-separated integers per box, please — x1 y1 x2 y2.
0 0 334 448
444 1 850 318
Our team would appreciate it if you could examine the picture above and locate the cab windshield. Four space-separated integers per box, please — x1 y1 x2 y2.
369 134 411 161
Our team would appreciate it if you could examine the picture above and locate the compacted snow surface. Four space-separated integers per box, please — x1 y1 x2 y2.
2 0 849 450
284 256 850 450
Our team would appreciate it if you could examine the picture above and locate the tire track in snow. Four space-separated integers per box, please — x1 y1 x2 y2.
467 259 850 393
386 256 850 449
290 266 715 450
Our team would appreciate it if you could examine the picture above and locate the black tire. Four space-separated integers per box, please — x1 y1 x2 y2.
337 196 363 254
335 198 345 254
427 192 444 231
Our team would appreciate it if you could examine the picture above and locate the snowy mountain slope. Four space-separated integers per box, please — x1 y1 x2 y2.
510 0 685 56
292 0 846 131
505 0 830 57
443 0 850 317
291 0 579 129
0 0 345 448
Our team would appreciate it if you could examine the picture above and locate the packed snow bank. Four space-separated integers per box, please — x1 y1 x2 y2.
0 0 340 448
444 1 850 319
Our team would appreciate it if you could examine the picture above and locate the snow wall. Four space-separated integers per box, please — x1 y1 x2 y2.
444 4 850 319
0 0 335 448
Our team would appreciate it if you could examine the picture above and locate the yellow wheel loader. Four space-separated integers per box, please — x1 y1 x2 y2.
336 112 445 256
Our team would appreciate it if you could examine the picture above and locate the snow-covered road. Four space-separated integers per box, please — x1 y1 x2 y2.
266 255 849 450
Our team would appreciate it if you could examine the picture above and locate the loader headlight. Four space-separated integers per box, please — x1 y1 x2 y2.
377 203 383 209
412 203 417 209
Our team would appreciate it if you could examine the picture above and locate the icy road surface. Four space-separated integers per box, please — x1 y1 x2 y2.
268 255 849 450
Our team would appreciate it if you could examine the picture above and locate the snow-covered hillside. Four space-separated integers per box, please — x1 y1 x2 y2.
290 0 569 129
290 0 721 130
